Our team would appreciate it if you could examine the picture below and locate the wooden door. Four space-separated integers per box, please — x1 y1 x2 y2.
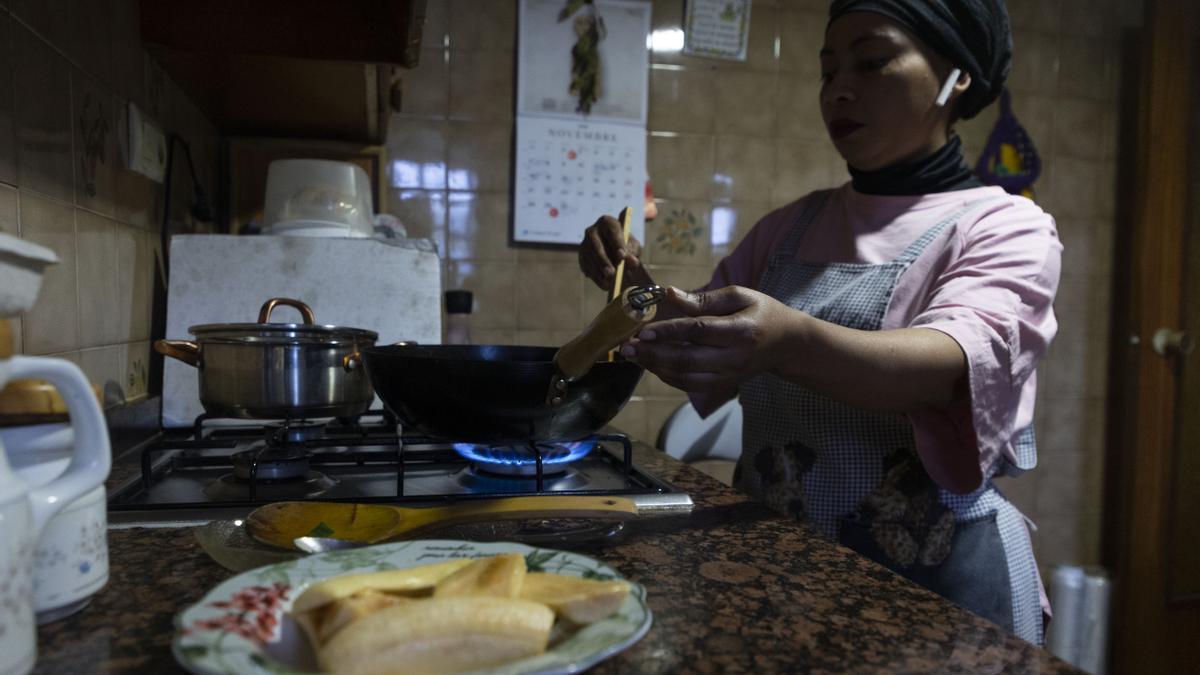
1106 0 1200 671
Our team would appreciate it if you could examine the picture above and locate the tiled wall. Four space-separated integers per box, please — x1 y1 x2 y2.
386 0 1135 575
1 0 219 407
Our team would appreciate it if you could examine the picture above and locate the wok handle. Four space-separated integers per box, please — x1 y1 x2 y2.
155 339 201 368
554 286 657 380
257 297 316 325
403 496 640 536
343 340 418 372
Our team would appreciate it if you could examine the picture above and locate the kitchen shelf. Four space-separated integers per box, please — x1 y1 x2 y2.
141 0 427 144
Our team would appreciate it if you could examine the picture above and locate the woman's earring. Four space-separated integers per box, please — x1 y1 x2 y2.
936 68 962 107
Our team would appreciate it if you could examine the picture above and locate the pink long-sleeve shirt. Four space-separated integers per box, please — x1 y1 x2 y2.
693 183 1062 494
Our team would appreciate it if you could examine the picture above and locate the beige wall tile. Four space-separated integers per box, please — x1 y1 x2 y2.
447 260 516 330
777 7 826 77
19 191 77 354
0 184 16 234
773 139 836 205
78 344 122 407
647 134 713 200
447 191 514 262
710 200 773 260
1058 37 1116 102
1007 33 1060 97
11 0 68 46
471 328 516 346
67 0 111 86
0 12 15 185
1053 96 1108 161
115 222 152 341
449 0 516 51
609 397 648 440
578 282 609 332
119 339 150 401
387 118 448 190
994 472 1040 518
514 329 578 348
1056 218 1114 279
72 68 116 216
1006 0 1063 36
386 188 448 254
713 135 775 202
397 48 449 118
449 49 514 122
446 121 512 192
648 68 716 134
774 75 825 141
515 261 580 331
13 22 73 202
7 316 23 354
515 243 576 264
76 208 120 347
643 200 711 266
1059 0 1114 39
1048 157 1110 219
712 70 776 137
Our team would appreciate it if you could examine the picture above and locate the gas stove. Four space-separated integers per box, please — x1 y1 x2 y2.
107 412 693 525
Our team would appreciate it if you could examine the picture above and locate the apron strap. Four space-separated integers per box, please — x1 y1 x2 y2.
770 190 835 267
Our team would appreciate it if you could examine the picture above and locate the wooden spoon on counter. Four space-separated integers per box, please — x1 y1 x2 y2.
245 496 640 551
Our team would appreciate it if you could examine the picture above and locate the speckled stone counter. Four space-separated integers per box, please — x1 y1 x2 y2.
35 443 1079 674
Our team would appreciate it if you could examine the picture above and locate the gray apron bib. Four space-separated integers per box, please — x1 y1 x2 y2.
733 191 1044 644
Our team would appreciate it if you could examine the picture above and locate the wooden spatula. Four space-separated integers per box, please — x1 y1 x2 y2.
245 496 639 550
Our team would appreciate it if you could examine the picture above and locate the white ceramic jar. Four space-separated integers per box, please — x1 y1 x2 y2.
0 357 110 675
4 424 109 623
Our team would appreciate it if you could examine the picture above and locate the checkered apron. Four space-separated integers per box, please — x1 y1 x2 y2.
734 191 1044 643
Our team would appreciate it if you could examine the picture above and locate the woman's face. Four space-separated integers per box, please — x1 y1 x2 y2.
819 12 961 171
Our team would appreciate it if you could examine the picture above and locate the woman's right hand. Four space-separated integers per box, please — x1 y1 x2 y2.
578 214 645 291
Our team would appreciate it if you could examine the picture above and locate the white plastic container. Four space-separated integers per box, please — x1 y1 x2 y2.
263 159 374 238
0 234 59 317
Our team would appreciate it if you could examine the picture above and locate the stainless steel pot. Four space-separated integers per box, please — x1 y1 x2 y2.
155 298 379 419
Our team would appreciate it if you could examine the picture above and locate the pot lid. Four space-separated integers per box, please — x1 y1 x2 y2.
187 297 378 343
188 322 379 343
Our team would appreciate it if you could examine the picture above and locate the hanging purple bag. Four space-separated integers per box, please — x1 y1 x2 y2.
974 88 1041 199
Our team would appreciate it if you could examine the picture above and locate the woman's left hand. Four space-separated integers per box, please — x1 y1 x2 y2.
621 286 799 392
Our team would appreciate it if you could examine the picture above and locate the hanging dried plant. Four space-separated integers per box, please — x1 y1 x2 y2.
559 0 606 114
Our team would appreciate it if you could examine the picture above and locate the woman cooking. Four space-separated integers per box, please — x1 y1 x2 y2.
578 0 1059 645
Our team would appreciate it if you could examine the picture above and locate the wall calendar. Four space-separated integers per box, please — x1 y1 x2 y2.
514 0 651 245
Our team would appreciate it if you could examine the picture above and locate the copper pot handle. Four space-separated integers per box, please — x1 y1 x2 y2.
155 339 201 368
258 298 316 325
343 340 417 372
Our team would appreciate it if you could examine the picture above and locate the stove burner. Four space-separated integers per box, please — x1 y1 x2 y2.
263 421 328 445
453 441 595 477
455 465 592 491
231 446 310 481
203 471 337 501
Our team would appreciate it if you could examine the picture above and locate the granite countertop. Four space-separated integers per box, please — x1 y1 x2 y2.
35 442 1078 674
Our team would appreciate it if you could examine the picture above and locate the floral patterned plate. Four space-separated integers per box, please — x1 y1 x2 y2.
173 539 652 675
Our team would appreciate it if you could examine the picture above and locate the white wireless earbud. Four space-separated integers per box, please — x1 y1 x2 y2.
936 67 962 107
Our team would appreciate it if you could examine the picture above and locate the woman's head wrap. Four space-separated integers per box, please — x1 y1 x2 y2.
827 0 1013 120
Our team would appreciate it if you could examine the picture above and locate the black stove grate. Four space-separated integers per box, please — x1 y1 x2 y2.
109 408 657 515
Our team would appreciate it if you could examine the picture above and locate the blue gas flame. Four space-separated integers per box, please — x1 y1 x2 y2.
452 441 595 467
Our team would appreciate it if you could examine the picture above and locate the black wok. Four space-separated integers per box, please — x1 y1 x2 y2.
363 344 643 443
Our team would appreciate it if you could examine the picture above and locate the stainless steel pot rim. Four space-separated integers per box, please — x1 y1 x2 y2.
189 323 379 343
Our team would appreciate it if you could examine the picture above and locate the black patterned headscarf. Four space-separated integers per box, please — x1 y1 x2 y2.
827 0 1013 120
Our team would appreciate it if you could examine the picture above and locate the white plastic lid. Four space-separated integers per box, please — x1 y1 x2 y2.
263 159 374 237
